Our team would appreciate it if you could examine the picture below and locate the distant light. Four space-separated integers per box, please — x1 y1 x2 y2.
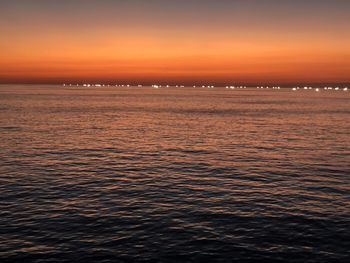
292 88 297 91
343 87 348 91
315 88 319 92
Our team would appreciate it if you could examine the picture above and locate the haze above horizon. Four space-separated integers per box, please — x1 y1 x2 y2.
0 0 349 85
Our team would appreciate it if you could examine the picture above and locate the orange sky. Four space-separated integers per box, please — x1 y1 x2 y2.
1 0 349 85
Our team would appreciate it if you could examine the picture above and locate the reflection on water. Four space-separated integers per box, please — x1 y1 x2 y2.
0 85 349 262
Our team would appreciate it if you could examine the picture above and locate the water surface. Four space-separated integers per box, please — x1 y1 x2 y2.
0 85 349 262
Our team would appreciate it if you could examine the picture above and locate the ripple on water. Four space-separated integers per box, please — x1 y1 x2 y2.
0 85 349 262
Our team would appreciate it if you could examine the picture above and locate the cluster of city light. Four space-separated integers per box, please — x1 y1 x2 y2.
63 83 134 87
151 85 216 89
292 86 348 92
225 86 247 89
62 83 348 92
115 84 131 87
152 84 187 88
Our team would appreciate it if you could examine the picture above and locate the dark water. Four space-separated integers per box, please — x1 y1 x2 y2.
0 85 349 263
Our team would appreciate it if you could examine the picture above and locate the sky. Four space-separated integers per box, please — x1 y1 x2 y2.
0 0 349 85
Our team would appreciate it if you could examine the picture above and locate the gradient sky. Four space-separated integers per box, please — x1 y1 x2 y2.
0 0 349 85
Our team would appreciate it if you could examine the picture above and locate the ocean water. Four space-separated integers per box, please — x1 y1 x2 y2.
0 85 349 263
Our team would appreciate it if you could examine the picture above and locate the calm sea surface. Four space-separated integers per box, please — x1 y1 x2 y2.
0 85 349 262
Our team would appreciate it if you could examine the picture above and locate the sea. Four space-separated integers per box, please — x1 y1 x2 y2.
0 85 349 262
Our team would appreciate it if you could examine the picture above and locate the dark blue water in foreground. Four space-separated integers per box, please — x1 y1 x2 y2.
0 85 349 262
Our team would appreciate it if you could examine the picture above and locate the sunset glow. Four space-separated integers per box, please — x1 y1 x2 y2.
1 1 350 262
1 0 349 84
